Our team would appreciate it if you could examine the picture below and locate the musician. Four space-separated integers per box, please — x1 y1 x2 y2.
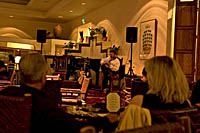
100 49 120 89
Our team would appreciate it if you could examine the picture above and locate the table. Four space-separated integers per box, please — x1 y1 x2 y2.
62 105 108 118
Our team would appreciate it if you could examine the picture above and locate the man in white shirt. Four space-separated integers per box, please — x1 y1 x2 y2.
100 49 120 89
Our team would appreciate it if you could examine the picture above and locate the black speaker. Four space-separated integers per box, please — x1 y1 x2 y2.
37 30 46 43
126 27 138 43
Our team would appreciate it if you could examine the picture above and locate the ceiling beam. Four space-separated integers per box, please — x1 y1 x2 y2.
45 0 73 17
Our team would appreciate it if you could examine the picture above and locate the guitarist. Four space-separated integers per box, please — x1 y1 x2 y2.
100 49 120 89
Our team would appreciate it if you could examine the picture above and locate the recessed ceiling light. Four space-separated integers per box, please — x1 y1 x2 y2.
81 2 86 5
9 15 14 18
69 10 73 13
58 16 63 18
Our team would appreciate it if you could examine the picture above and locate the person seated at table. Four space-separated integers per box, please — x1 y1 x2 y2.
131 68 149 98
141 67 147 83
0 61 9 80
100 49 120 89
131 56 191 110
0 53 119 133
0 53 93 133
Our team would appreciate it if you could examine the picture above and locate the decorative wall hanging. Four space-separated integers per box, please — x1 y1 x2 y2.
139 19 157 60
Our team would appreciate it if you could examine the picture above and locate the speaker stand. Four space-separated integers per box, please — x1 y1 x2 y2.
127 42 134 77
40 43 43 54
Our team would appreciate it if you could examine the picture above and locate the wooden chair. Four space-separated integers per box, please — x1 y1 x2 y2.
53 56 68 80
0 93 32 133
43 80 62 106
117 122 185 133
131 81 149 98
0 80 12 91
110 58 125 91
151 107 197 133
80 126 96 133
60 77 91 104
61 80 79 88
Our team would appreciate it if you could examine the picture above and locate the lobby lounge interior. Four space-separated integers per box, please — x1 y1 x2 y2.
1 0 200 132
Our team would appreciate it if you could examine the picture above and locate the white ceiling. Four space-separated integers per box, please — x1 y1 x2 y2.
0 0 116 23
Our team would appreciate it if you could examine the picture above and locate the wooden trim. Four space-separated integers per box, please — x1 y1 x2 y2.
177 0 196 6
174 0 197 82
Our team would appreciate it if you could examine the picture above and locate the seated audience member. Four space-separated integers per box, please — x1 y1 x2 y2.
131 56 191 110
0 61 9 80
100 49 120 88
8 55 15 70
0 53 118 133
7 55 15 79
141 67 147 82
191 80 200 105
0 53 91 133
131 68 149 98
8 54 15 65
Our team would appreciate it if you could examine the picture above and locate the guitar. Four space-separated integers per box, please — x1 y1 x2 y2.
78 71 85 85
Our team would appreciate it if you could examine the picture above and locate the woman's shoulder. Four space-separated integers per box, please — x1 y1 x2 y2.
143 94 160 101
142 94 190 110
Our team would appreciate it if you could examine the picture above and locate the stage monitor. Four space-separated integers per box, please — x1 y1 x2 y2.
37 30 46 43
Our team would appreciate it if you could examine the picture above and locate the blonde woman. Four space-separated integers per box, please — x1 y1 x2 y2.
132 56 190 110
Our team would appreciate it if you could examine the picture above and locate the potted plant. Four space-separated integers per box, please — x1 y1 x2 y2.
89 28 96 40
79 31 84 43
102 29 107 41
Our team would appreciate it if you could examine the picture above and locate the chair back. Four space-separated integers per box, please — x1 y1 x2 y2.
0 93 32 133
151 107 196 133
80 77 91 100
131 81 149 98
117 57 125 80
44 80 62 106
125 77 132 88
117 122 185 133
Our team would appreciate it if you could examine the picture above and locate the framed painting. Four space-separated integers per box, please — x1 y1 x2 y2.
139 19 157 60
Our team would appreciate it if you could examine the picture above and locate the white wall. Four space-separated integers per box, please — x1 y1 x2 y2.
64 0 168 75
0 18 65 40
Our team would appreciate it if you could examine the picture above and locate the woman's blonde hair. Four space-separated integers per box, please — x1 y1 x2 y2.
145 56 189 104
19 53 48 83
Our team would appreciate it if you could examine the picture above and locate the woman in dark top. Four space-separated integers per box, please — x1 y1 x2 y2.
142 94 190 110
131 56 190 110
0 61 9 80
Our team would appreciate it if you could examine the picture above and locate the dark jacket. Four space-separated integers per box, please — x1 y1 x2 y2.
0 85 86 133
142 94 190 110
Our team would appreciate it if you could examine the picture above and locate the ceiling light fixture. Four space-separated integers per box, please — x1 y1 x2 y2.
58 16 63 18
69 10 73 13
9 15 14 18
81 2 86 5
